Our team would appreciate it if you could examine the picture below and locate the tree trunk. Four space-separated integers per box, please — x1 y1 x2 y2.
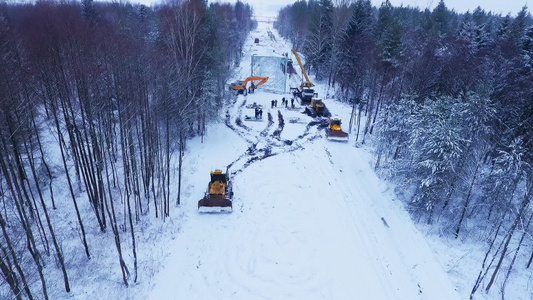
485 187 532 292
0 225 25 300
470 217 504 299
500 211 532 298
455 162 480 238
50 100 91 259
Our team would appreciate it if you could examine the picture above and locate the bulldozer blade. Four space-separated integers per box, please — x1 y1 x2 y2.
198 198 233 213
327 135 349 142
326 130 349 142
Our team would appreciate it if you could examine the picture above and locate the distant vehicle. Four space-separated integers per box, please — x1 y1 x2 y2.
254 38 259 43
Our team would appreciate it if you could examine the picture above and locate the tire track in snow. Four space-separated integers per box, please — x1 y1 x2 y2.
324 142 431 298
226 104 325 178
224 156 334 298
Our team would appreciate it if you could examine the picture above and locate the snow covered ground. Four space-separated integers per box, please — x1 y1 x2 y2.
44 17 533 300
9 11 527 300
146 21 462 300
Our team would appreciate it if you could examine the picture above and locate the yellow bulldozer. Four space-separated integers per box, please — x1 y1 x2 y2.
326 118 349 142
198 168 233 213
304 98 329 117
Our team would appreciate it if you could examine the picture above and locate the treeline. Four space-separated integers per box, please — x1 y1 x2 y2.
276 0 532 297
0 0 254 298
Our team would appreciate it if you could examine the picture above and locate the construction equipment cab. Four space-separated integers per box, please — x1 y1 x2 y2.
229 76 269 95
198 168 233 213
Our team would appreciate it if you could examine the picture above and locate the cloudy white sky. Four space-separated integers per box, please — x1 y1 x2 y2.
374 0 529 15
135 0 530 16
254 0 530 16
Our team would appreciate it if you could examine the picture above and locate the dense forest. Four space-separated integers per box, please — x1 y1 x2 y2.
0 0 254 298
276 0 532 297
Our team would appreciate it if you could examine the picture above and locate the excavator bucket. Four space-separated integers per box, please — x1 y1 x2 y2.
198 169 233 213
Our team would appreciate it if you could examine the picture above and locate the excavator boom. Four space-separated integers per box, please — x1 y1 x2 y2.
231 76 269 92
292 49 314 88
243 76 269 89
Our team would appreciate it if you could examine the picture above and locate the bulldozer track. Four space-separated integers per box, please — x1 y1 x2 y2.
271 110 285 138
223 93 327 179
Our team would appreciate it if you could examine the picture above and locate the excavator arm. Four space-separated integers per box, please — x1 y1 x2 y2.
292 49 314 88
242 76 269 89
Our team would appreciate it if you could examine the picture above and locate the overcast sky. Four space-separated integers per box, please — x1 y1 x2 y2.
134 0 530 17
372 0 529 15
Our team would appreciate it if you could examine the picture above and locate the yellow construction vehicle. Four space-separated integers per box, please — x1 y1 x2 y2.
229 76 269 95
292 49 314 89
304 98 329 117
198 168 233 213
326 118 349 142
290 49 316 103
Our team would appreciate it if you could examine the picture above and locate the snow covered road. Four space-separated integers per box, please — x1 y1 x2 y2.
148 21 460 300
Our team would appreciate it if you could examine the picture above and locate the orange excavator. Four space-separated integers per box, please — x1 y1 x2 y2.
229 76 269 94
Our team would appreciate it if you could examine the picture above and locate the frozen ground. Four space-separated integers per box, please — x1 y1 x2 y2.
50 19 531 300
147 21 462 300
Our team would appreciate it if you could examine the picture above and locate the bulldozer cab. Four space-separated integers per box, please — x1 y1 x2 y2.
210 169 227 183
330 118 341 127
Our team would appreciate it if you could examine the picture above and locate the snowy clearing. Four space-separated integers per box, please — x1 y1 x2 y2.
147 21 461 300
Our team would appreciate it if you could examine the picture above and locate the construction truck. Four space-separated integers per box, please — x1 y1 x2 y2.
304 98 330 117
229 76 269 95
290 49 316 103
198 168 233 213
325 118 349 142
